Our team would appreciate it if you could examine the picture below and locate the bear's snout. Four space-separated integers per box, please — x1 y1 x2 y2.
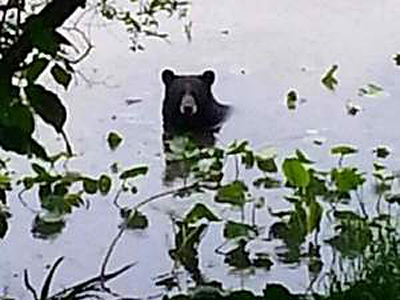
180 94 197 116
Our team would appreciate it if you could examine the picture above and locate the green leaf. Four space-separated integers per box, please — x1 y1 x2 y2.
30 138 50 161
83 178 98 194
223 221 256 239
227 140 249 155
321 64 339 91
0 125 34 156
253 253 273 269
286 90 297 110
282 158 310 188
241 150 254 169
306 170 328 196
256 156 278 173
331 145 358 156
358 83 384 98
385 193 400 204
64 194 84 208
31 163 46 175
331 168 365 192
224 240 251 269
41 194 72 214
373 162 386 171
0 176 10 193
295 149 314 164
333 210 365 221
307 199 322 234
25 84 67 133
215 180 247 207
184 203 220 224
30 27 59 56
50 64 72 90
110 162 119 173
4 103 35 135
123 209 149 229
373 146 390 159
131 186 138 194
53 182 69 196
394 53 400 66
98 174 112 195
26 57 49 83
0 212 9 239
253 176 281 189
107 131 123 150
326 215 371 258
22 177 35 190
119 166 148 180
31 163 53 181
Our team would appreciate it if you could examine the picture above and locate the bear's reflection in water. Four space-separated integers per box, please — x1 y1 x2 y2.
160 69 231 186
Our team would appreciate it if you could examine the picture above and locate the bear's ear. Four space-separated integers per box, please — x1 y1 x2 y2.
162 69 175 85
202 70 215 85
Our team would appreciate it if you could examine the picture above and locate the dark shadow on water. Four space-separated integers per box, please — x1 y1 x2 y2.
162 131 219 186
161 108 231 186
31 215 66 240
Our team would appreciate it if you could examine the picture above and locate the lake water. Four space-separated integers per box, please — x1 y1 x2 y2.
2 0 400 298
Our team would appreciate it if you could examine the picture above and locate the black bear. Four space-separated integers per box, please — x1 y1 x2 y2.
161 69 230 134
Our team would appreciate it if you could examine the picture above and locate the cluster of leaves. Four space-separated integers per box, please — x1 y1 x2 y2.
2 132 400 298
163 283 300 300
320 64 387 117
283 64 387 115
142 136 400 293
321 64 339 91
320 217 400 300
2 132 148 239
0 158 12 239
0 0 80 159
162 224 400 300
0 0 190 161
16 159 111 238
98 0 191 51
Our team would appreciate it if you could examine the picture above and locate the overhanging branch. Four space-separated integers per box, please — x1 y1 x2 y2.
0 0 86 79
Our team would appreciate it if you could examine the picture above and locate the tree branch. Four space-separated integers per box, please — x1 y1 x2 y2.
0 0 86 79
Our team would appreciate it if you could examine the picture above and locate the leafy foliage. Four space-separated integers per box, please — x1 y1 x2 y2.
121 209 149 229
0 0 189 160
98 0 191 51
1 2 400 296
119 165 148 180
223 221 257 240
16 151 147 237
282 158 310 189
373 146 391 159
286 90 298 110
215 181 248 207
394 53 400 66
358 83 384 98
322 64 339 91
50 64 72 90
107 131 123 150
25 84 67 134
184 203 220 224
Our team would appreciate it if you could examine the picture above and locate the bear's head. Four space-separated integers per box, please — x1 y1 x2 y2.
161 69 230 135
162 69 215 118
